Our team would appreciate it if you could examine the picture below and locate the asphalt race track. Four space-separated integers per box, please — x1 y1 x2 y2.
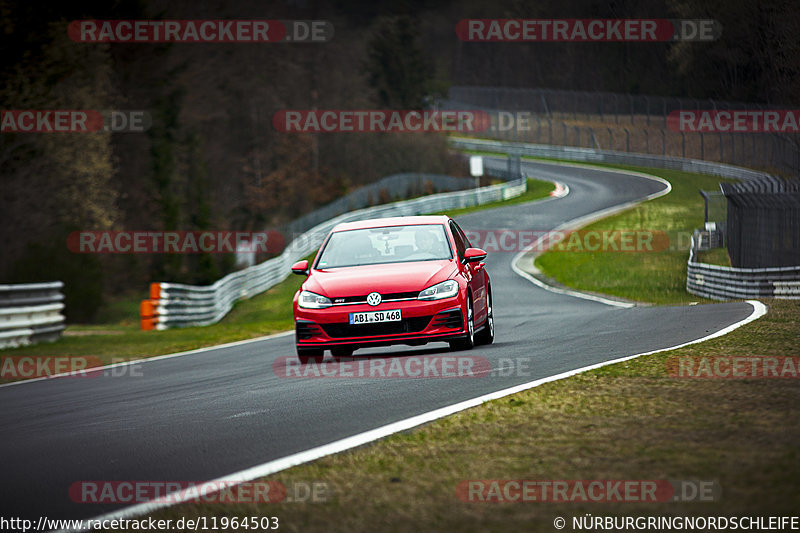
0 159 756 525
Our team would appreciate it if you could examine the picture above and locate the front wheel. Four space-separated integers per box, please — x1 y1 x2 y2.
449 297 475 351
475 288 494 345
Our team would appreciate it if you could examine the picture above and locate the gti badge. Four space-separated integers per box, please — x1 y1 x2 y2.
366 292 382 306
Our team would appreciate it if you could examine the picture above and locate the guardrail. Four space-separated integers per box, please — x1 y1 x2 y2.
449 137 781 184
687 236 800 300
140 173 527 330
0 282 66 348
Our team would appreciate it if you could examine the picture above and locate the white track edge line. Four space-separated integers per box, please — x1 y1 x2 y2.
61 299 766 533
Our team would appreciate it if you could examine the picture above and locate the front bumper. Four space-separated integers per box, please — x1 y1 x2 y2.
294 297 466 349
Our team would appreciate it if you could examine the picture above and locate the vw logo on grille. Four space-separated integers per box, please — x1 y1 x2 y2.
366 292 382 306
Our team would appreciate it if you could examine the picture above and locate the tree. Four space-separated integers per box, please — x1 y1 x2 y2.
364 15 436 109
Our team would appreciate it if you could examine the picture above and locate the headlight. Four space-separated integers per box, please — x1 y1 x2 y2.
418 280 459 300
298 290 333 309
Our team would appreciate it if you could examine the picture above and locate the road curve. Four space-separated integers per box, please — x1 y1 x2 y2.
0 159 756 524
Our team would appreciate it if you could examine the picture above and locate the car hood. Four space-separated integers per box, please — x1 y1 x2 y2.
305 260 457 297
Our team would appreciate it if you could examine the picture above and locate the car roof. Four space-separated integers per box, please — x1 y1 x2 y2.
331 215 452 232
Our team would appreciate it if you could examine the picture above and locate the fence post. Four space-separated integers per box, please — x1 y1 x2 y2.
563 122 567 145
598 93 603 122
744 133 750 166
754 134 761 168
645 129 649 154
661 130 666 156
614 94 619 124
629 94 634 124
608 127 613 150
575 126 580 147
625 128 630 152
585 91 591 121
645 96 650 126
681 131 685 158
573 91 577 120
770 135 777 168
700 132 704 160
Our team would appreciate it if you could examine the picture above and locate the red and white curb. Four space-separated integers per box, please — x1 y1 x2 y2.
550 181 568 197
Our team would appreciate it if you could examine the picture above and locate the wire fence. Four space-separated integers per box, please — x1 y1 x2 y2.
721 181 800 268
440 86 800 178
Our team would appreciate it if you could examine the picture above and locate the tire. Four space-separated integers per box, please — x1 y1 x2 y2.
475 288 494 345
296 346 323 364
449 296 475 351
331 346 354 358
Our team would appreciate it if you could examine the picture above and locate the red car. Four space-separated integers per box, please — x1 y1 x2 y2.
291 215 494 363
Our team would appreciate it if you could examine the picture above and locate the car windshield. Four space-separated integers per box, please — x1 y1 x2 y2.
316 224 452 268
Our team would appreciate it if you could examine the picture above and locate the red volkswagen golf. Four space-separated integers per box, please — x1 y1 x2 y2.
291 215 493 363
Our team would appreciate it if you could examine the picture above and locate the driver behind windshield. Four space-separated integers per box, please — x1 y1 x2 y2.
414 228 443 256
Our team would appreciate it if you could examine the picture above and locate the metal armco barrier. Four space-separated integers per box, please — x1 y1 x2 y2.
687 237 800 300
0 282 66 348
141 173 527 330
449 137 781 184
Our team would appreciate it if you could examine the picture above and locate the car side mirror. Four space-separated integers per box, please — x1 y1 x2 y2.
464 247 487 263
291 260 309 275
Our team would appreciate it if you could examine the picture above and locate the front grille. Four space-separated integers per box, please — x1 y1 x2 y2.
320 316 433 338
296 320 323 340
331 291 419 305
432 308 463 329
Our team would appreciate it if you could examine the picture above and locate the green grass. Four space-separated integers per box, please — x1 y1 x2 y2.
139 300 799 533
697 247 732 267
531 162 736 305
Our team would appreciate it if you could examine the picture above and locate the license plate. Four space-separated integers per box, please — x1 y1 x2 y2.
349 309 402 324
